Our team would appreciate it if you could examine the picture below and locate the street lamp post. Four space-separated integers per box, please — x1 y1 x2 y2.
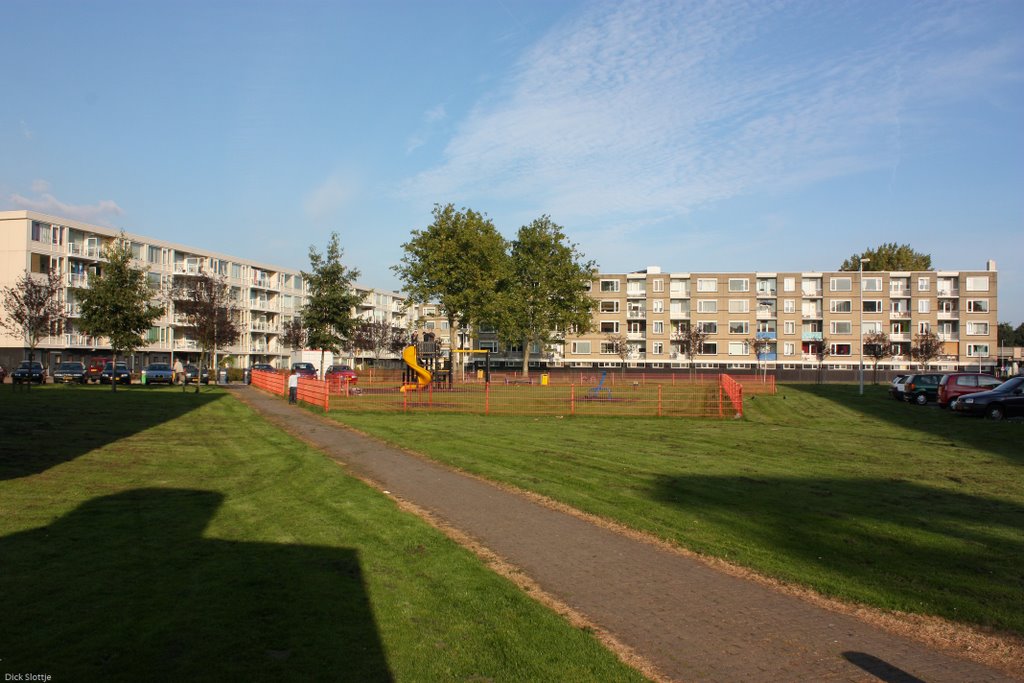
859 258 870 396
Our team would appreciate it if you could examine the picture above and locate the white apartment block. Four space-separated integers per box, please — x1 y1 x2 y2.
0 211 414 371
477 265 1000 373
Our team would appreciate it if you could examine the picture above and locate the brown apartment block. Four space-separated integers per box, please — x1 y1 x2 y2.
472 265 999 374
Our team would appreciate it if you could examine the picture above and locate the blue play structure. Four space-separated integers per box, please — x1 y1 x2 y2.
587 371 612 399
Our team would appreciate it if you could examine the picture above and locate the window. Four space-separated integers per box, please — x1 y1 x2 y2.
965 276 989 292
600 342 616 355
600 300 619 313
652 300 664 313
652 321 664 334
729 321 749 335
696 278 718 292
918 277 930 291
918 299 930 314
830 321 852 335
966 300 989 313
479 341 498 352
862 277 882 292
918 322 930 334
728 278 749 292
830 277 852 292
863 300 882 313
626 281 646 295
652 341 664 354
697 321 717 334
727 299 749 313
728 341 749 355
783 277 795 292
830 344 852 356
696 300 717 313
600 321 619 333
783 299 795 313
967 344 989 357
862 321 882 334
802 278 821 295
783 342 795 356
783 321 795 335
571 341 592 354
670 279 688 295
699 342 717 355
829 300 852 313
966 322 989 336
600 280 620 292
652 279 664 292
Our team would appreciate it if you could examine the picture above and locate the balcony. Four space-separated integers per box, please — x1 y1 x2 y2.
756 308 776 319
627 309 647 319
174 262 203 276
889 334 910 342
757 353 778 361
67 273 89 288
937 311 958 320
65 303 82 317
174 339 199 350
755 332 777 340
669 310 689 319
626 332 645 341
937 334 959 342
890 311 911 319
65 334 94 347
801 332 823 341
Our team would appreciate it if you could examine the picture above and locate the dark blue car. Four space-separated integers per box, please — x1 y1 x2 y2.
954 376 1024 420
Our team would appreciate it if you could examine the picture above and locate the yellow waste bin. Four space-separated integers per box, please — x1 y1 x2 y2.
477 369 484 380
540 373 549 386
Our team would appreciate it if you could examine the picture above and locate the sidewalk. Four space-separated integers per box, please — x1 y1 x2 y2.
229 386 1017 682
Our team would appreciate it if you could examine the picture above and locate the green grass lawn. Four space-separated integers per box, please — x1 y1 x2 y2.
0 384 644 682
328 383 1024 636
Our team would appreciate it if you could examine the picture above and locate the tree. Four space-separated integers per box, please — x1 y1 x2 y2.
839 243 932 272
394 204 507 378
911 329 942 369
301 233 361 377
171 272 241 376
863 330 893 384
352 318 409 370
605 332 630 374
813 337 831 385
76 234 164 391
492 216 597 375
280 317 307 354
746 336 772 380
1 270 66 389
997 321 1024 348
672 322 709 379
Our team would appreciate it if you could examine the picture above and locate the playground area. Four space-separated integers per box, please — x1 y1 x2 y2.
254 341 774 417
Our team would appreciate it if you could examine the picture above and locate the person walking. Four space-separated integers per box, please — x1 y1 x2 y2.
173 358 184 385
288 369 299 404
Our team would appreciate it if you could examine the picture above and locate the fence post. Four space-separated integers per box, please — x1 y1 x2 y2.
658 385 662 417
403 387 407 413
485 381 490 416
571 384 576 416
718 378 723 418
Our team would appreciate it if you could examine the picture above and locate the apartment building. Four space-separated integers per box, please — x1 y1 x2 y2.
0 211 413 371
478 265 999 373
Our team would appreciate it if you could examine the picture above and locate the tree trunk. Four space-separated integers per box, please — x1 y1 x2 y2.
111 352 118 392
521 337 531 376
448 315 460 382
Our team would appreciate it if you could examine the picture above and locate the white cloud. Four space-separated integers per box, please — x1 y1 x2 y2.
403 0 1020 227
20 120 33 141
424 104 447 123
303 171 359 223
10 187 124 224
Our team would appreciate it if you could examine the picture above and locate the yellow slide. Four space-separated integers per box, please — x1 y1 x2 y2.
400 344 431 392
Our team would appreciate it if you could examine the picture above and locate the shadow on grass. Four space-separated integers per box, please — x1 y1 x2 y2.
652 474 1024 634
0 386 220 480
784 383 1024 465
0 488 393 681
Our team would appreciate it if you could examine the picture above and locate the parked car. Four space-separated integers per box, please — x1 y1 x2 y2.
954 376 1024 420
142 362 175 385
251 363 276 373
12 360 45 384
100 361 132 385
85 358 111 383
291 362 317 379
902 373 944 405
937 373 1002 409
53 361 87 384
888 375 907 401
324 364 358 384
182 364 210 385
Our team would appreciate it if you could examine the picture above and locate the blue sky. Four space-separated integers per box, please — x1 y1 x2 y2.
3 0 1023 323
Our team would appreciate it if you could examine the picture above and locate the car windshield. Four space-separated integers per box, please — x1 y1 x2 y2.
995 377 1024 392
18 361 42 369
148 364 171 370
58 363 83 370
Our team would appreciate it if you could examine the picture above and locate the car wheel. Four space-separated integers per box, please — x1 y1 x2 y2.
915 393 928 405
987 405 1005 421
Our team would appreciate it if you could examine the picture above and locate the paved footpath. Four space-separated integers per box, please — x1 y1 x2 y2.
230 386 1017 683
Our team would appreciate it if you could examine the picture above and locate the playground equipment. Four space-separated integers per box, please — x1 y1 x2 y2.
586 371 612 399
400 332 493 392
400 344 432 392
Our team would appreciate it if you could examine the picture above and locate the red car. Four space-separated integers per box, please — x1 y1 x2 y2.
290 362 318 379
324 364 358 385
937 373 1003 408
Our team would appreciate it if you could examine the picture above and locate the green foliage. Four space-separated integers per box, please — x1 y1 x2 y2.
492 216 597 373
911 329 943 367
77 235 163 371
170 272 241 368
839 243 932 271
0 269 66 354
393 204 508 351
301 233 361 356
997 321 1024 346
